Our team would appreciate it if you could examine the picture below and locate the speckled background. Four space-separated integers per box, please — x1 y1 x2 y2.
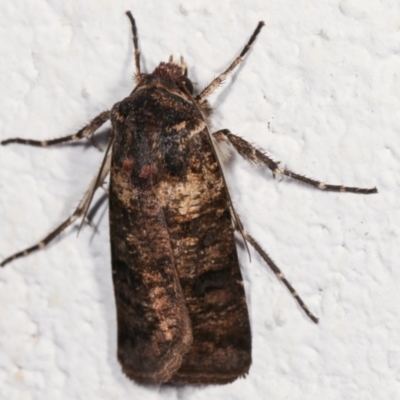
0 1 396 399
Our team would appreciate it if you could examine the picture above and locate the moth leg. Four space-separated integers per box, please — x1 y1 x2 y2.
100 183 109 195
213 129 378 194
242 231 319 323
1 110 110 149
125 11 142 81
196 21 264 104
1 154 111 267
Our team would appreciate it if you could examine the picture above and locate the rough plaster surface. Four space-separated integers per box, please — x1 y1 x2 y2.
0 1 397 399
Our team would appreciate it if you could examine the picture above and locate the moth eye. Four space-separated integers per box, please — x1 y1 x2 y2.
180 76 193 94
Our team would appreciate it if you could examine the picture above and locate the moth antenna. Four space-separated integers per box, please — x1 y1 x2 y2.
196 21 264 103
125 11 142 81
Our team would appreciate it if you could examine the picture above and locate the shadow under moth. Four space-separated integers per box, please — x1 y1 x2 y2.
1 11 377 384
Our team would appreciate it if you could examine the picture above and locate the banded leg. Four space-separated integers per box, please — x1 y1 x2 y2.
243 231 319 324
1 110 110 150
0 154 111 267
125 11 142 81
213 129 378 194
196 21 264 104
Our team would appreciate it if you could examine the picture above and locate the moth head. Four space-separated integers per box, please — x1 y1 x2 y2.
147 55 194 95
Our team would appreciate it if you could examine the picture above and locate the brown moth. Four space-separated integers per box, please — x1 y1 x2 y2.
1 12 377 384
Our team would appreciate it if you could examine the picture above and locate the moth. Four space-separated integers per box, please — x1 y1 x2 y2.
1 12 377 385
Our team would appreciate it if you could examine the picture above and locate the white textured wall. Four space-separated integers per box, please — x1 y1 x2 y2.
0 1 396 399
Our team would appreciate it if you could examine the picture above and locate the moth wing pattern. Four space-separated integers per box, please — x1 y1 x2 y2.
109 72 251 383
109 162 193 383
168 129 252 384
